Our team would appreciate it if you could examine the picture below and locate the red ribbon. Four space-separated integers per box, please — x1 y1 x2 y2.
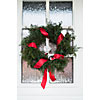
49 71 56 81
34 58 48 68
57 33 64 45
28 42 37 48
41 54 64 89
33 54 64 89
40 28 64 46
40 28 49 38
41 68 47 89
33 58 56 89
51 54 64 60
41 69 56 89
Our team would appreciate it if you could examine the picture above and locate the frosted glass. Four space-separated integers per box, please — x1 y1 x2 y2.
49 2 72 27
50 58 73 83
22 61 42 83
23 2 46 27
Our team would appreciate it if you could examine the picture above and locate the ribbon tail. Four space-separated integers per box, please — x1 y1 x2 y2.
41 68 47 89
49 71 56 81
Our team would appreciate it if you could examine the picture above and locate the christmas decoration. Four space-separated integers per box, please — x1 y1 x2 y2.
21 22 79 89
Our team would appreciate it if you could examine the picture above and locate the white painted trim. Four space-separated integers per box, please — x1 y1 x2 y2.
18 96 83 100
17 0 23 86
23 0 46 2
46 0 49 23
23 0 73 1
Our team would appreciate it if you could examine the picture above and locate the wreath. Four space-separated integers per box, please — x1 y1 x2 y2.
21 23 79 89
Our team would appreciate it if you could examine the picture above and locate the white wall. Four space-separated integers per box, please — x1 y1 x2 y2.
17 0 83 100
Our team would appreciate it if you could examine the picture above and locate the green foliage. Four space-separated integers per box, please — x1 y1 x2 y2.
21 23 79 73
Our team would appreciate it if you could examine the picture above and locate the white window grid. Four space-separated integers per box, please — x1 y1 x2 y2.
22 0 74 84
17 0 78 88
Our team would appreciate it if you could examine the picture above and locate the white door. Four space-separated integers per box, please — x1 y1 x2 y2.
17 0 83 100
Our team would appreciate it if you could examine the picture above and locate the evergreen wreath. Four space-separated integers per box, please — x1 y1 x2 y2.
21 23 79 73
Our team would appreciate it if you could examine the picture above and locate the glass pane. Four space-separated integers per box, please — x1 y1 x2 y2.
22 2 46 83
22 61 42 83
50 57 73 83
23 2 46 27
49 2 73 84
49 2 72 27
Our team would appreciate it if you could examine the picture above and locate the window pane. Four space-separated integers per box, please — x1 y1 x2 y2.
49 2 72 27
22 2 46 83
50 58 73 83
23 2 46 27
22 61 42 83
49 2 73 84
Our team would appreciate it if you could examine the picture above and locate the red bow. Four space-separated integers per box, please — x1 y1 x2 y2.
32 54 64 89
